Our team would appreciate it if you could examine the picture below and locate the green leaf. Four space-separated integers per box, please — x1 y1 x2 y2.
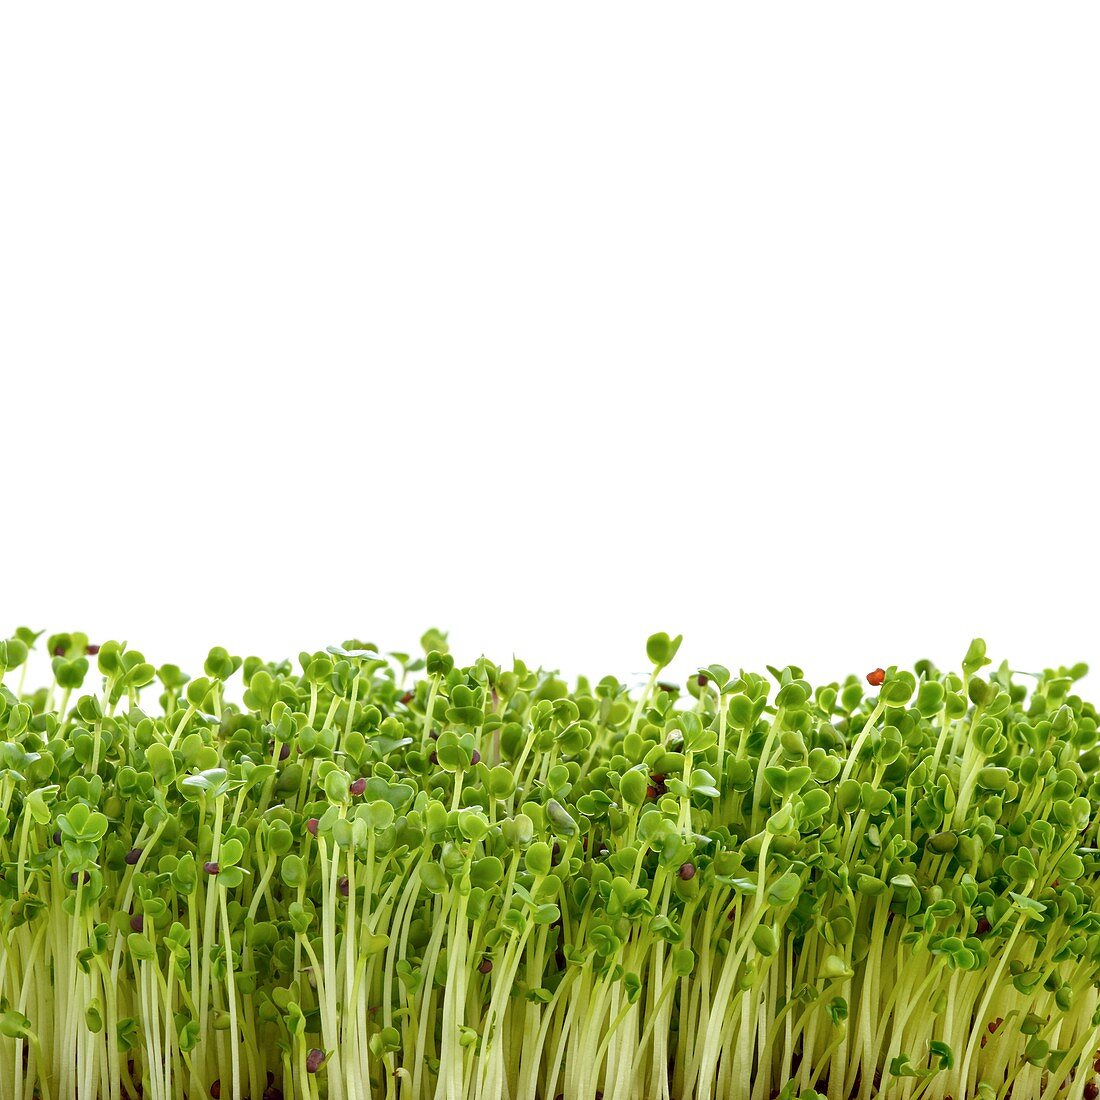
819 955 853 981
672 948 696 976
767 871 801 906
646 632 683 669
753 926 779 957
962 637 991 676
280 855 307 890
546 799 578 836
419 863 447 894
526 842 553 877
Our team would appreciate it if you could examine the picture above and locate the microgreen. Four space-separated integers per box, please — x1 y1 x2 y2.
0 628 1098 1099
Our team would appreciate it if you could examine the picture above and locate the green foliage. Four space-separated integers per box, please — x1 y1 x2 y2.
0 631 1096 1100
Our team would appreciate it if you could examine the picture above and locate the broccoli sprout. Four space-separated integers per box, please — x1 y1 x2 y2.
0 628 1097 1099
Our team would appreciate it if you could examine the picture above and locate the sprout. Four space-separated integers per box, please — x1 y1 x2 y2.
2 630 1099 1099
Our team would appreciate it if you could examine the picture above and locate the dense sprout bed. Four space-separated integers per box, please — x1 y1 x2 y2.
0 630 1099 1100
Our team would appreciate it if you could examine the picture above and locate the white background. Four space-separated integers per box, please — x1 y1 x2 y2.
2 5 1097 691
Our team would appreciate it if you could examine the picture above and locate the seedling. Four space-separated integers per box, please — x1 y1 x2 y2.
0 630 1097 1099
